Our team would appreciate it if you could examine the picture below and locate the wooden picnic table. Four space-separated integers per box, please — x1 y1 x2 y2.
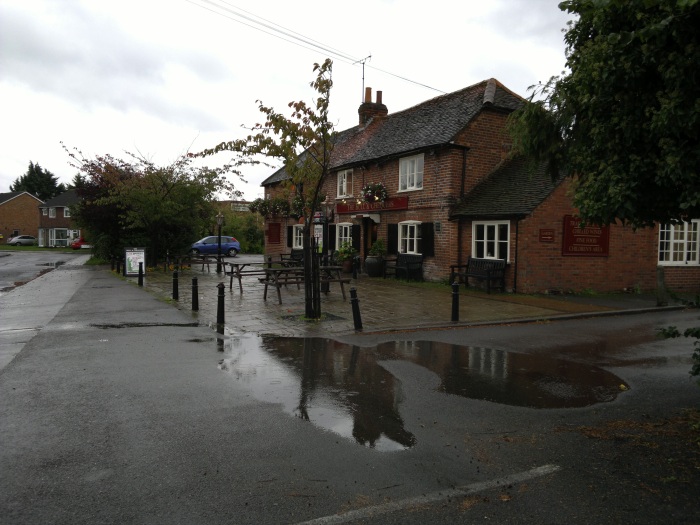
262 265 351 304
263 266 305 304
225 261 271 293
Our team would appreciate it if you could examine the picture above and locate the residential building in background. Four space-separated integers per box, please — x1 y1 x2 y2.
0 191 43 241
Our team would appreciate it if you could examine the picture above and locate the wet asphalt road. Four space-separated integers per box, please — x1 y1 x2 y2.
0 258 699 524
0 250 85 292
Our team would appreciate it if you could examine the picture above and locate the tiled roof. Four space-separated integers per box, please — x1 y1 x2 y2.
0 191 43 205
261 78 523 186
449 156 564 220
39 189 79 208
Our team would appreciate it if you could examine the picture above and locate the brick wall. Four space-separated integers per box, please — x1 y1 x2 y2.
0 193 41 239
261 109 514 280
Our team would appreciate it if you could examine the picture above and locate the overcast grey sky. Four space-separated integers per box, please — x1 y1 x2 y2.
0 0 573 200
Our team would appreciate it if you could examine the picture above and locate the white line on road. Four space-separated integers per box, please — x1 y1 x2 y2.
295 464 561 525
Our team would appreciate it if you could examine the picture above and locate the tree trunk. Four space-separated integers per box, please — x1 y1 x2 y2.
303 223 322 319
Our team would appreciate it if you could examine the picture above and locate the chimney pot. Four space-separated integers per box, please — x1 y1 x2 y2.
376 91 383 105
364 87 372 103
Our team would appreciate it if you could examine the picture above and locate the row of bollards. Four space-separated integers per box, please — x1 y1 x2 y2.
169 269 365 332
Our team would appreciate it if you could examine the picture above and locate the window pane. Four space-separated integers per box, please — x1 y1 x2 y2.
688 222 698 262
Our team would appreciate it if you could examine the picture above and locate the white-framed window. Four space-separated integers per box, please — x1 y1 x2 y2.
292 225 304 249
63 207 71 218
659 220 700 265
337 169 353 198
399 154 424 192
49 208 56 218
42 208 47 216
399 220 421 254
336 222 352 247
472 221 510 261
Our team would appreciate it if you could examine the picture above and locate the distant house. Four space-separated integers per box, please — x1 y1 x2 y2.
259 80 700 295
38 190 82 247
0 191 44 241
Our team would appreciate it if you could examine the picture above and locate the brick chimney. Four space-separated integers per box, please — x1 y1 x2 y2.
358 87 388 125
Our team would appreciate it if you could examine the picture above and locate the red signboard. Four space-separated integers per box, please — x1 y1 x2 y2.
336 196 408 214
562 215 610 257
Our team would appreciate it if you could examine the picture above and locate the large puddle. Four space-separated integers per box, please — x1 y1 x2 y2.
218 336 629 451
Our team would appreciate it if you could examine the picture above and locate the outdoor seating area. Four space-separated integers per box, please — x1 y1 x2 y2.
190 254 352 304
450 256 506 294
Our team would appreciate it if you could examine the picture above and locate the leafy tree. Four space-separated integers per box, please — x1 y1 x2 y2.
509 0 700 383
508 0 700 228
66 146 236 263
10 161 66 200
197 59 336 319
221 209 264 254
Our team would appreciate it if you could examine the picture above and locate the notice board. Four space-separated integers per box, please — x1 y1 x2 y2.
561 215 609 257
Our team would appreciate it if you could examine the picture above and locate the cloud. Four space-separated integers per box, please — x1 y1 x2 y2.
0 1 229 131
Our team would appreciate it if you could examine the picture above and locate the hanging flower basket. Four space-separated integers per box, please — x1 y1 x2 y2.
361 182 388 203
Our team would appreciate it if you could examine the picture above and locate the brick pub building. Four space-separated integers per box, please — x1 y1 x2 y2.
260 79 700 296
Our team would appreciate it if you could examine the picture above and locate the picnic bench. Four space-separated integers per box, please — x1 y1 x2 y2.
262 265 351 304
450 256 506 294
280 249 305 267
225 261 271 292
165 254 220 272
384 253 424 281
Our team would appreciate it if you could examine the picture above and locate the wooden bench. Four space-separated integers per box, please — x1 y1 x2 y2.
280 249 305 267
263 267 305 304
450 257 506 294
384 253 424 281
320 266 351 300
165 254 219 272
225 262 271 292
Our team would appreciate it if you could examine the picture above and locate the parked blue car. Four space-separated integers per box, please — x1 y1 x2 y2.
190 236 240 257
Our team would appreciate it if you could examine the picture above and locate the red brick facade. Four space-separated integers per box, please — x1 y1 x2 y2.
0 192 43 240
260 81 700 296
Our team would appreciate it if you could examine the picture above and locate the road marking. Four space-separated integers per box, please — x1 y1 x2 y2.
295 464 561 525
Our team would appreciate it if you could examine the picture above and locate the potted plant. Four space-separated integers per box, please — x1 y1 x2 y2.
364 238 387 277
335 241 356 273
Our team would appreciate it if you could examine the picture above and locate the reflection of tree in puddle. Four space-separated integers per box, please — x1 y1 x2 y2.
383 341 628 408
219 335 415 451
218 336 629 450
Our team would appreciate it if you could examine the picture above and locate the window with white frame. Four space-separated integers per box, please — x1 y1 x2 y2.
473 221 510 261
49 208 56 218
337 169 353 198
336 222 352 248
399 154 424 191
659 220 700 265
63 207 71 218
292 225 304 249
42 208 47 216
399 220 421 254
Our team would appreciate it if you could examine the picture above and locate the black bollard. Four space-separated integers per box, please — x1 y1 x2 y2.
451 280 460 322
172 270 179 301
192 278 199 311
350 287 363 331
216 282 225 333
138 262 144 287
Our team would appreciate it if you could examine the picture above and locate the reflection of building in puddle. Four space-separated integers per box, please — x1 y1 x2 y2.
218 336 630 450
218 335 415 451
386 341 626 408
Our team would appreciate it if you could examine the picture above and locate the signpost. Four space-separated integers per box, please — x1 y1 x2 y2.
124 248 146 276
